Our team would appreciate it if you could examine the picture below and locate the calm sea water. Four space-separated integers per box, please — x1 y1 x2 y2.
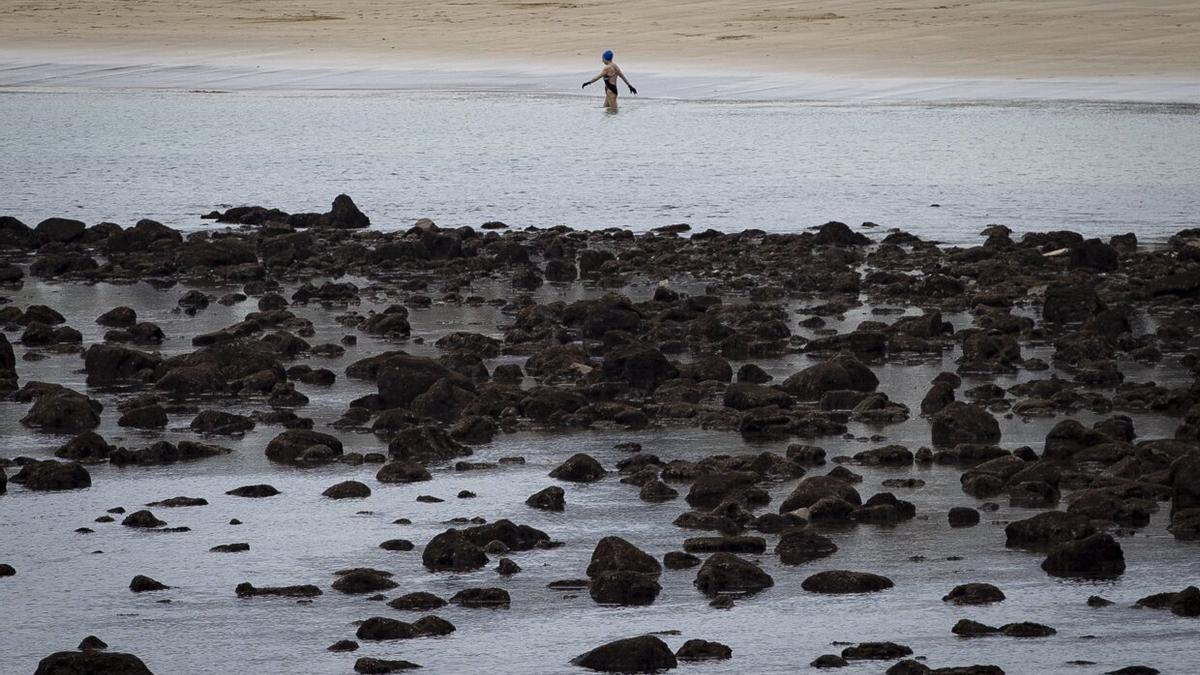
0 276 1196 674
0 90 1198 244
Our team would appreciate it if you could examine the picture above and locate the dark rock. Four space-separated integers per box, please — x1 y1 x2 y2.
388 592 447 611
675 639 731 661
802 570 894 594
526 485 565 511
10 460 91 491
943 583 1005 605
571 635 677 673
235 582 321 598
129 575 169 592
780 354 878 401
450 587 511 608
422 529 488 572
226 484 279 498
841 642 913 660
775 529 837 565
1041 532 1125 578
550 453 606 482
353 657 421 673
323 480 371 499
33 650 154 675
694 552 773 596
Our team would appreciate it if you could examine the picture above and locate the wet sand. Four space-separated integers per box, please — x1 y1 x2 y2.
1 1 1199 101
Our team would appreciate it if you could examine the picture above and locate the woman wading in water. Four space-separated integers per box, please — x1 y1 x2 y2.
582 50 636 110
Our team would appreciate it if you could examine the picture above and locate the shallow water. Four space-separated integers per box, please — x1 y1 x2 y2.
1 90 1198 244
1 276 1197 674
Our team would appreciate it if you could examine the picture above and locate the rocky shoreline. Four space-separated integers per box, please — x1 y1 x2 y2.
2 195 1199 674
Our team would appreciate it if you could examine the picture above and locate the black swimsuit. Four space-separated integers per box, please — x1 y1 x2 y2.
605 78 619 96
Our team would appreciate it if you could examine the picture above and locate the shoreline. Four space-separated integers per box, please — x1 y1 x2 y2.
3 50 1200 104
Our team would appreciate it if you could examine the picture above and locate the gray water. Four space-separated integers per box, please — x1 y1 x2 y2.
1 90 1198 244
0 275 1197 674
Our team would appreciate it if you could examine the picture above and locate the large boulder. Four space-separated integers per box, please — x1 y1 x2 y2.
35 217 86 245
930 402 1000 447
375 356 459 407
33 650 154 675
779 475 861 513
422 529 488 572
328 194 370 229
587 537 661 578
84 344 162 386
1041 532 1125 578
693 552 774 596
780 354 878 401
571 636 677 673
775 529 838 565
264 429 343 465
19 385 102 433
11 460 91 491
550 453 607 482
55 431 113 462
1005 511 1096 551
801 570 894 594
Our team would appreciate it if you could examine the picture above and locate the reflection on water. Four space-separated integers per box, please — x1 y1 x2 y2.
0 91 1197 244
0 277 1196 674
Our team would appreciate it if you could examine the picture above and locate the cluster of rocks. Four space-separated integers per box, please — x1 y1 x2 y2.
4 199 1199 673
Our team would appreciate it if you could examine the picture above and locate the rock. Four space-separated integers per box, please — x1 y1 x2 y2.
376 461 431 483
931 402 1000 447
921 381 956 415
129 575 169 592
675 639 731 661
353 657 422 673
327 640 358 652
1070 238 1119 271
1000 622 1056 637
684 536 766 554
264 429 343 466
10 460 91 491
226 484 279 498
948 507 980 527
450 587 511 608
20 385 101 433
33 651 154 675
235 582 321 598
1005 511 1096 550
802 570 894 594
422 529 488 572
723 382 791 410
737 363 772 383
35 217 86 244
84 344 161 386
780 354 878 401
210 543 249 553
145 496 207 508
1088 595 1115 607
190 410 255 435
356 617 416 641
0 563 14 576
1043 283 1102 323
943 583 1005 605
388 592 448 611
55 432 114 462
842 642 913 660
122 510 165 528
118 404 168 429
779 475 860 513
811 654 849 668
526 485 566 511
77 635 107 651
380 539 414 552
952 619 1000 637
333 570 398 594
664 551 701 569
775 529 838 565
639 480 678 502
1041 532 1125 578
550 453 607 482
323 480 371 499
694 552 774 596
571 635 678 673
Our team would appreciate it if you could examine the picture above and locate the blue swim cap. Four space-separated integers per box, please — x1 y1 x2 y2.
602 50 613 61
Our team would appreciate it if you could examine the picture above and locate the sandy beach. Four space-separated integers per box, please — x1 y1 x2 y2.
1 0 1198 92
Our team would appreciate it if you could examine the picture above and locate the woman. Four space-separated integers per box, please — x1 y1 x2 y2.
582 50 637 109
